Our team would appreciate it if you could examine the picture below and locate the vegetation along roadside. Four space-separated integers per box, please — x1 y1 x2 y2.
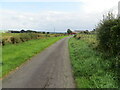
69 13 120 88
1 36 66 78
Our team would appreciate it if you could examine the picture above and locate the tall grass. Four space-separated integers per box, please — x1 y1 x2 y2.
1 36 65 78
69 36 118 88
1 33 65 46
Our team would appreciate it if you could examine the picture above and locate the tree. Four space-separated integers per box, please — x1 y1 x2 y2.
42 32 45 34
26 30 37 33
96 12 119 55
47 32 50 34
84 30 89 34
21 30 25 33
67 29 72 34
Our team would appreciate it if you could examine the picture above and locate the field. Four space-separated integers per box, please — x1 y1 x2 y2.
1 33 66 78
69 34 118 88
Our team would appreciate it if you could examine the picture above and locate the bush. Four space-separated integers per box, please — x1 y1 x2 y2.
2 39 5 46
96 13 120 56
96 13 120 86
2 33 39 45
10 36 22 44
74 34 81 40
2 33 65 46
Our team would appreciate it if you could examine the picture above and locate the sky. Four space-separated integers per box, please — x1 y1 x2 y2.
0 0 119 32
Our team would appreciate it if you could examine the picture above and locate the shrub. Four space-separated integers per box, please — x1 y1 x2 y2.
2 39 5 46
73 34 77 38
96 13 120 86
10 36 22 44
96 13 120 56
110 22 120 55
74 34 81 40
2 33 65 46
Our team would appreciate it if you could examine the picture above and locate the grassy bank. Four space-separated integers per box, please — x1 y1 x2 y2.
1 36 65 78
69 35 118 88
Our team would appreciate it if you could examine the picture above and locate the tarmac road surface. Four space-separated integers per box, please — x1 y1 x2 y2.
2 37 75 88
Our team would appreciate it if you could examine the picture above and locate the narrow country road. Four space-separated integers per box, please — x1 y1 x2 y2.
2 37 75 88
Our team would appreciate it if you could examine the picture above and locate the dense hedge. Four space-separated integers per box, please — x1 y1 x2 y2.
1 33 65 46
96 13 120 86
96 13 120 56
2 33 40 46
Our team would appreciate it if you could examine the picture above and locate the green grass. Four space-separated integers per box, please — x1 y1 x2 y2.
1 36 65 78
69 37 118 88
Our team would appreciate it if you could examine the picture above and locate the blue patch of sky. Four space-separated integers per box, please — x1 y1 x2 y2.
0 2 83 13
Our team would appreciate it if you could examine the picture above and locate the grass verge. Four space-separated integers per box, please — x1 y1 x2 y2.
1 36 65 78
69 37 118 88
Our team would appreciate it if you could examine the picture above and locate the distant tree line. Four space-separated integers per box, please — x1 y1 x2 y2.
8 30 54 34
8 30 40 33
8 30 66 34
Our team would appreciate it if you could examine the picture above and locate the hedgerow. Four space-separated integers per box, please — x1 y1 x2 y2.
1 33 65 46
96 13 120 86
96 13 120 56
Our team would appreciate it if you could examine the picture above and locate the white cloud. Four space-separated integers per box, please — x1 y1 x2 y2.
0 0 119 32
0 9 103 31
79 0 118 13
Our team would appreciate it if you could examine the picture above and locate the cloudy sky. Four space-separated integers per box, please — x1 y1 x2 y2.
0 0 119 32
